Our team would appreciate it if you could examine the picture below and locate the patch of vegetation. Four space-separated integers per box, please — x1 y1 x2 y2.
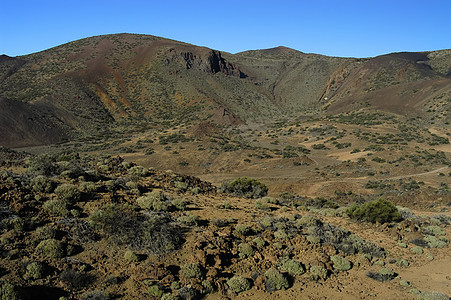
265 268 289 292
220 177 268 199
227 276 251 293
347 198 401 223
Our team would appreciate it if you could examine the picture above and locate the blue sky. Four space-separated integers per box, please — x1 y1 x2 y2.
1 0 450 58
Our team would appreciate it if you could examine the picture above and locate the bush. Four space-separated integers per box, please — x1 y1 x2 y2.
128 166 148 181
60 269 92 289
171 198 187 211
43 199 70 217
227 276 251 293
177 214 199 226
330 255 352 271
36 239 65 258
253 237 266 248
238 243 255 258
36 226 56 240
367 268 396 282
124 250 139 263
27 153 58 176
148 285 164 298
55 184 80 204
424 235 449 248
417 291 450 300
181 263 203 279
31 175 55 193
0 280 20 300
220 177 268 199
90 205 183 254
347 198 401 223
136 191 168 211
278 258 305 275
24 262 45 280
81 290 110 300
309 265 328 281
265 268 289 291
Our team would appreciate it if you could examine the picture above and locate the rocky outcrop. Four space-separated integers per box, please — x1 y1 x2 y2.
167 48 247 78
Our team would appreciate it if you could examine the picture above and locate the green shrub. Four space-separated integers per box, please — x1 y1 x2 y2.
235 224 251 236
253 237 266 248
347 198 401 223
43 199 70 217
255 199 270 210
36 239 65 258
220 177 268 199
424 226 445 236
238 243 255 258
128 166 148 181
27 153 58 176
424 235 449 248
367 268 396 282
417 291 450 300
309 265 328 281
81 290 110 300
24 262 45 280
330 255 352 271
0 280 20 300
80 182 97 194
265 268 289 291
136 191 168 211
177 214 200 226
36 226 56 240
31 175 55 193
60 269 92 289
55 184 80 204
124 250 139 263
181 263 203 279
171 198 187 211
90 205 183 254
148 285 164 297
278 258 305 275
227 276 251 293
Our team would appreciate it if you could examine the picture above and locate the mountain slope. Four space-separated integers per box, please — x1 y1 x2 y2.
0 34 450 147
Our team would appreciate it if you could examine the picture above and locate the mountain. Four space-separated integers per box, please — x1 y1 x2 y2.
0 33 450 147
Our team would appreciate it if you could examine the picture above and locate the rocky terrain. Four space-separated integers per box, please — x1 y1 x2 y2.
0 34 450 299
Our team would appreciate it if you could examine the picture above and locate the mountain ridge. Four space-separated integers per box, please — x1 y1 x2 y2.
0 33 450 148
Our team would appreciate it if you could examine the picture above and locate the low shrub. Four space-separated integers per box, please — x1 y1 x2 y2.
81 290 110 300
278 258 305 275
147 285 164 298
177 214 199 226
124 250 139 263
60 269 92 289
31 175 55 193
227 276 251 293
238 243 255 258
43 199 70 217
417 291 450 300
90 205 183 254
24 262 45 280
220 177 268 199
330 255 352 271
0 280 20 300
265 268 289 291
424 235 449 248
128 166 148 182
36 239 65 258
136 191 168 211
36 226 56 240
347 198 401 223
55 184 80 204
309 265 328 281
181 263 203 279
367 268 396 282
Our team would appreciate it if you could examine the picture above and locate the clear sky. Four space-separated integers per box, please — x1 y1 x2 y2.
1 0 450 58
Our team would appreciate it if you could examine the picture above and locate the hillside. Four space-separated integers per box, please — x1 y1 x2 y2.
0 34 450 148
